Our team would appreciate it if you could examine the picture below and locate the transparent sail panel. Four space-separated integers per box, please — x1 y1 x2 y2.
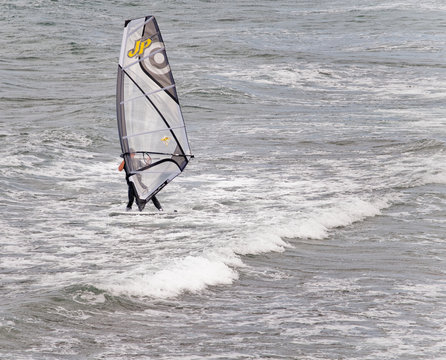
130 161 181 201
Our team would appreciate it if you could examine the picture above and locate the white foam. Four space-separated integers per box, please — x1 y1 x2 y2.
233 231 291 255
216 62 446 107
424 172 446 185
72 290 106 305
414 153 446 185
102 255 238 299
396 282 446 299
278 196 394 240
51 306 91 321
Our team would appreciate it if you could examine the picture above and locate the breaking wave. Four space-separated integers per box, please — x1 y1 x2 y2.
100 195 394 299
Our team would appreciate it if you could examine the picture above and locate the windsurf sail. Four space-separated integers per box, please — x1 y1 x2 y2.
117 16 193 211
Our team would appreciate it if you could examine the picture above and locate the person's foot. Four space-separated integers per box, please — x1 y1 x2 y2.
126 206 132 211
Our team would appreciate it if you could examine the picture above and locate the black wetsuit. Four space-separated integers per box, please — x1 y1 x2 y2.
126 182 162 211
126 179 136 210
151 195 162 211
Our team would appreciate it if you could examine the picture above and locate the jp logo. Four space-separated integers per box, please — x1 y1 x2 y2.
128 38 152 58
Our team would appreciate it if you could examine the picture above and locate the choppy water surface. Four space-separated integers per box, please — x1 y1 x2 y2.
1 0 446 359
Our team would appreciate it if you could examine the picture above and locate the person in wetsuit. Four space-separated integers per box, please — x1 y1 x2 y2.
118 151 163 211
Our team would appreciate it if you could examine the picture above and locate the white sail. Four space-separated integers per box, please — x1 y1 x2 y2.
117 16 193 210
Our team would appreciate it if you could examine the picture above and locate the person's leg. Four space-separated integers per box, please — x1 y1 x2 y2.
127 184 135 209
151 195 163 211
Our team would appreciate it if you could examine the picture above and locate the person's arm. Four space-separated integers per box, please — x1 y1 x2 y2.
118 160 125 171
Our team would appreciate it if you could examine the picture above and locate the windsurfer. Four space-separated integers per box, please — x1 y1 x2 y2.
118 151 163 211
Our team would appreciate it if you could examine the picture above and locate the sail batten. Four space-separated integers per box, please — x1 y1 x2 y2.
120 84 176 104
116 16 193 211
122 126 186 139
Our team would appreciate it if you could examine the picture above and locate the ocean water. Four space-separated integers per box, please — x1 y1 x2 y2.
1 0 446 359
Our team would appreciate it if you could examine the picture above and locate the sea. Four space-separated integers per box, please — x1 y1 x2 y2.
1 0 446 359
